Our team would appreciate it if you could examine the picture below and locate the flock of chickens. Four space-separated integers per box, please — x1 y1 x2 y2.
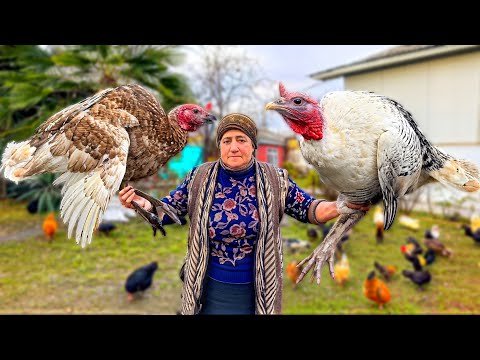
284 212 475 310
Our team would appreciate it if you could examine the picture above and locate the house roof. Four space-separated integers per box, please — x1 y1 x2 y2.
257 127 286 146
310 45 480 81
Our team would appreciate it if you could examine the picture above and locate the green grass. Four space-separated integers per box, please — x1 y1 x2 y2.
0 199 479 314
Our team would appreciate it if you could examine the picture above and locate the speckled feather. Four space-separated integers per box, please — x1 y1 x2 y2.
1 85 196 247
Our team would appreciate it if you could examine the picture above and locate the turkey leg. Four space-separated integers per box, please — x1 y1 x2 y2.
131 189 184 237
297 210 366 285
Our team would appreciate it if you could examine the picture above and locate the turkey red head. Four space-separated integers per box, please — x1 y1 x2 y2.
171 104 217 132
265 82 323 141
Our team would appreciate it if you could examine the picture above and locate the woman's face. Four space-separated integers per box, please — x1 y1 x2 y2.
220 129 255 170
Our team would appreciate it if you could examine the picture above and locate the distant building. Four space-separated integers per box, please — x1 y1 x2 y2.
256 127 286 167
311 45 480 150
310 45 480 217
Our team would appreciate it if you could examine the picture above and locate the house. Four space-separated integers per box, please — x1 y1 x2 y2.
310 45 480 218
256 127 286 167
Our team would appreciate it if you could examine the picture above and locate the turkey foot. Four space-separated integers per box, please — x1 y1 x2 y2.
132 189 184 237
297 211 366 285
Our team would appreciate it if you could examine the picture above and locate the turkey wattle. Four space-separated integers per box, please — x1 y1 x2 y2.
266 82 480 284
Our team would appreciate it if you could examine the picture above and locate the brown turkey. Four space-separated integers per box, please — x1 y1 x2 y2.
1 84 216 247
266 82 480 285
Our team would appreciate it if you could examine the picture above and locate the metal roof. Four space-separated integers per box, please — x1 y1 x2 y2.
310 45 480 81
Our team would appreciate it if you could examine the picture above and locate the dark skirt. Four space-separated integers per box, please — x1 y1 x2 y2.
199 276 255 315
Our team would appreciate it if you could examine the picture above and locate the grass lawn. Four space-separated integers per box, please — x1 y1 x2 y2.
0 198 479 314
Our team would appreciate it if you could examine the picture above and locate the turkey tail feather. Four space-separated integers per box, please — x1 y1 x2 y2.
428 156 480 193
1 141 67 182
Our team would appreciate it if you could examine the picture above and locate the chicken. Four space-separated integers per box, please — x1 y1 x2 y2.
402 269 431 291
373 206 385 243
1 84 216 247
286 260 303 289
283 238 311 254
424 225 453 257
462 212 480 244
333 253 350 286
374 261 396 282
266 83 479 284
400 247 425 271
125 261 158 302
42 212 58 242
363 271 391 309
402 237 435 265
27 199 38 214
462 224 480 244
405 236 424 255
97 222 116 236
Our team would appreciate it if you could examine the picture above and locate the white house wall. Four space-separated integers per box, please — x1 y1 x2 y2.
345 51 480 145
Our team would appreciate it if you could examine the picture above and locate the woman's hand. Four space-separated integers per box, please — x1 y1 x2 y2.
119 185 152 211
336 194 370 215
345 202 370 212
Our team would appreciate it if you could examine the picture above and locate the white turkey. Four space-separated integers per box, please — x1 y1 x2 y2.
1 84 216 247
266 82 479 284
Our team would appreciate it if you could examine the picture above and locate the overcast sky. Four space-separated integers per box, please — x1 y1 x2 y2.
243 45 394 92
181 45 395 133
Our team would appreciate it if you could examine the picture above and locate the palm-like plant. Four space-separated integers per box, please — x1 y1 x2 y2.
7 174 61 213
0 45 194 199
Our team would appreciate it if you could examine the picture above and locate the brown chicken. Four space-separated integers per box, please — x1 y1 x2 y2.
286 260 303 289
42 212 58 242
363 271 391 309
424 225 453 257
374 261 396 282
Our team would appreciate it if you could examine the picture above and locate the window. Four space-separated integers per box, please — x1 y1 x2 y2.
267 148 279 166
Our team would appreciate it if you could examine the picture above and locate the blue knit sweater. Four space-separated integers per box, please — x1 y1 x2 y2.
160 162 315 284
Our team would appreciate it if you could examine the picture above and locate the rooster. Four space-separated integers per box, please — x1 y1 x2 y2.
1 84 216 247
266 83 480 284
42 212 58 242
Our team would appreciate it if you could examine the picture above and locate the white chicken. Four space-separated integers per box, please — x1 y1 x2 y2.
266 82 480 284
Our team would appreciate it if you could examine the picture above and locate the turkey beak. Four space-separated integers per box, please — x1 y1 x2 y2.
265 98 286 111
203 114 217 124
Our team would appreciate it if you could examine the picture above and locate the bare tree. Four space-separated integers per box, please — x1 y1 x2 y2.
186 45 269 160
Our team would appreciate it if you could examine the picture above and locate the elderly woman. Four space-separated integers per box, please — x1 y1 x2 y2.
119 113 369 315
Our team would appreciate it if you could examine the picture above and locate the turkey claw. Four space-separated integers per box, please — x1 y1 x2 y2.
131 200 166 237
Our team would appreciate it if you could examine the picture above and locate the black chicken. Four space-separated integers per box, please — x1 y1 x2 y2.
98 222 117 236
402 269 431 291
27 199 38 214
406 236 423 255
462 224 480 244
125 261 158 302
